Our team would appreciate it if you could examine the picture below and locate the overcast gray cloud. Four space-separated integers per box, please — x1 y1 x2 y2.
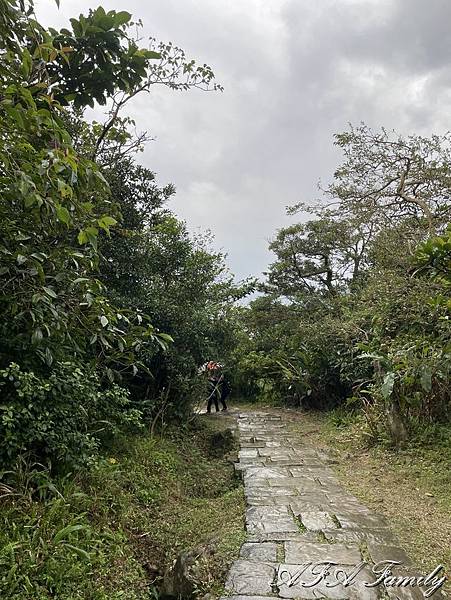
35 0 451 280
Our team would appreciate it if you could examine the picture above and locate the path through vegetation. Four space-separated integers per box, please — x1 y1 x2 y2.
222 410 434 600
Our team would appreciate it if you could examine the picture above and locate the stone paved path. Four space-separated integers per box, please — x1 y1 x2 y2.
221 410 433 600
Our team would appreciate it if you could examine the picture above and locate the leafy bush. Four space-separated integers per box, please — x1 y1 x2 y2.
415 224 451 303
0 362 142 468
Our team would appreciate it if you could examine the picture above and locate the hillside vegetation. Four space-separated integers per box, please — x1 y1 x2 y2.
0 0 450 597
232 125 450 448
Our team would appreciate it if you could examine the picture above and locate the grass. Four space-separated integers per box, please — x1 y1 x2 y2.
289 506 307 532
0 414 245 599
287 409 451 582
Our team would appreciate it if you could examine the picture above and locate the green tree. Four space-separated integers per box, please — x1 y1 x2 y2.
96 155 252 416
0 1 170 372
233 124 451 443
0 0 227 465
265 212 374 298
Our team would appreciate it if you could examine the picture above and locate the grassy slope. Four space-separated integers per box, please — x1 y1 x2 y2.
0 414 245 599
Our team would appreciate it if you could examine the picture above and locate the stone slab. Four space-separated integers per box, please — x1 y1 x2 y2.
323 528 397 545
385 586 427 600
244 467 293 480
246 506 299 534
246 486 301 498
289 466 335 478
276 563 380 599
285 541 362 564
298 511 338 531
247 531 319 543
225 560 276 596
367 543 412 566
220 596 275 600
335 512 389 530
289 500 333 513
239 448 260 458
239 542 278 562
266 477 320 489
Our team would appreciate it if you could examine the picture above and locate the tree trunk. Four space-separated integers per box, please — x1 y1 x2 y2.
385 398 408 444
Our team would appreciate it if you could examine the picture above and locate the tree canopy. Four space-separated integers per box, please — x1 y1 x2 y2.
0 0 241 468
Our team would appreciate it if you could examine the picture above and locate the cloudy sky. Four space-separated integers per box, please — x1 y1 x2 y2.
35 0 451 280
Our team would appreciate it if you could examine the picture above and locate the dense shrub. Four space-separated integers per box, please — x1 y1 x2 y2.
233 265 450 443
0 362 142 468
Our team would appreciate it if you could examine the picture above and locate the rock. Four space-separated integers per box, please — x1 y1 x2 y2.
161 541 217 598
297 510 338 531
367 543 412 566
209 428 236 457
239 542 278 562
284 540 362 564
161 553 197 598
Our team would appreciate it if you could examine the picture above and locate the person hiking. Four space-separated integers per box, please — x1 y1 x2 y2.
205 362 229 413
218 372 230 411
206 371 221 413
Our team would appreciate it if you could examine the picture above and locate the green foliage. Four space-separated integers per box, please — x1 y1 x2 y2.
0 483 122 599
265 215 367 297
237 255 450 440
0 419 244 599
0 0 229 469
49 8 160 109
88 147 252 419
415 224 451 291
0 0 172 377
0 362 142 468
234 124 451 445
